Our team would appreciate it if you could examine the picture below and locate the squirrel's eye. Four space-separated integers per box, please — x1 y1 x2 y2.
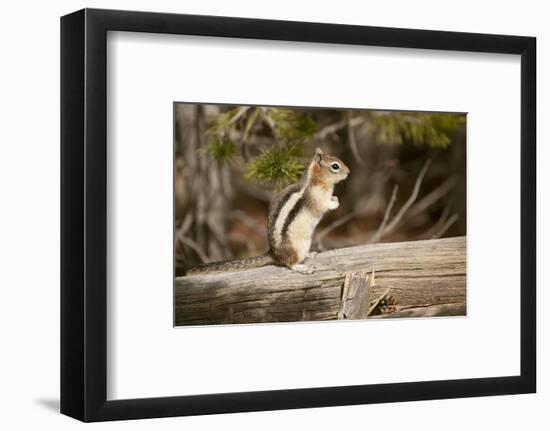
330 163 340 172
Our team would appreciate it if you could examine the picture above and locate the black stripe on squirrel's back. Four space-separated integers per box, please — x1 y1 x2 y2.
268 182 301 246
186 252 274 275
273 183 300 217
281 195 305 240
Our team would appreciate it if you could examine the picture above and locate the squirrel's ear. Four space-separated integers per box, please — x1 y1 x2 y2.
314 147 324 164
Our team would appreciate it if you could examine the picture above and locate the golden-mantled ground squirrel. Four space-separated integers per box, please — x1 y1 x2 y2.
187 148 349 275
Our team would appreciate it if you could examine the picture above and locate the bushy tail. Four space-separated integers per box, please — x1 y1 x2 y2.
186 252 274 276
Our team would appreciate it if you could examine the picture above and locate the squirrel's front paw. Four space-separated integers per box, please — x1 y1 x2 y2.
328 195 339 210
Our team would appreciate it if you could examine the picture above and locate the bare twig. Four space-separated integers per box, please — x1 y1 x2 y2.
240 107 261 162
206 216 227 249
228 106 249 125
421 203 451 239
316 240 326 252
260 107 278 142
367 288 390 317
382 159 431 237
369 185 399 244
179 212 194 237
347 111 366 166
408 177 456 218
315 209 360 245
314 116 364 140
178 235 210 263
432 213 459 239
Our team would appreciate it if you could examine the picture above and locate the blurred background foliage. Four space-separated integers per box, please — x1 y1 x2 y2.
175 104 466 275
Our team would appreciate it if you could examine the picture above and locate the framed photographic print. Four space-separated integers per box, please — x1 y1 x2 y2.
61 8 536 422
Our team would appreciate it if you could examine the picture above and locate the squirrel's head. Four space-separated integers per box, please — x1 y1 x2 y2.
311 147 350 185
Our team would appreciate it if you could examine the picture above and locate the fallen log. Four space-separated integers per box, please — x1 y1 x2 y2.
175 236 466 326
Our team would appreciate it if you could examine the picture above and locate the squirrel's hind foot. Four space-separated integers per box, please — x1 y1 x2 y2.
290 264 314 275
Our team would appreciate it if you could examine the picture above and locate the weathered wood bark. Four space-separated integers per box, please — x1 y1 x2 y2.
337 272 372 320
175 236 466 326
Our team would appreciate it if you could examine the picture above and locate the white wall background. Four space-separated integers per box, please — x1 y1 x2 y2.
0 0 546 429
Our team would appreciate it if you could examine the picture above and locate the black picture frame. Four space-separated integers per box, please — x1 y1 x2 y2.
61 8 536 422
